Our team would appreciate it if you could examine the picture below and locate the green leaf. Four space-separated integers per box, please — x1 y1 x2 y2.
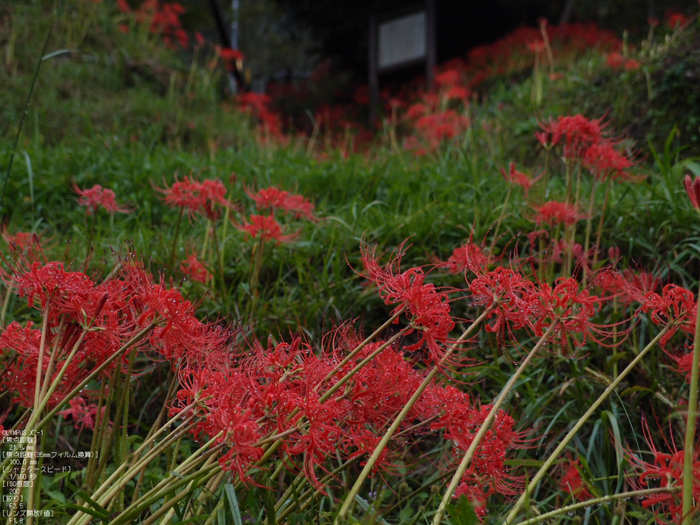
446 495 480 525
224 483 244 525
46 490 66 504
64 503 108 521
64 481 110 520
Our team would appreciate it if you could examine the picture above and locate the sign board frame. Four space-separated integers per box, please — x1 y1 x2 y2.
369 0 436 121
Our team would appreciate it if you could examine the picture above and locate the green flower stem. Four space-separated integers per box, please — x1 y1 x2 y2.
75 441 223 525
491 185 512 254
591 178 612 269
541 150 551 199
277 457 361 522
337 305 496 523
500 323 671 525
34 321 157 432
518 486 679 525
37 316 66 403
32 304 51 408
681 279 700 525
66 418 198 525
210 221 226 294
582 179 597 285
432 319 560 525
142 454 220 525
106 463 221 525
202 499 226 525
169 207 184 268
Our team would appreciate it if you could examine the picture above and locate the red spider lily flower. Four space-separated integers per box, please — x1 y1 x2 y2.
282 193 317 222
665 10 689 30
435 69 461 87
582 141 641 182
437 241 490 275
500 162 542 196
1 229 37 250
246 187 318 222
638 284 697 347
531 201 583 226
360 243 457 364
615 275 696 346
526 40 546 53
236 93 284 140
684 175 700 211
676 351 700 384
430 385 527 518
605 51 626 69
627 419 700 524
538 114 607 158
180 252 210 284
526 276 618 352
219 47 246 63
558 457 592 501
215 410 265 485
406 103 426 119
155 176 231 221
121 260 230 360
233 214 299 244
624 58 641 70
445 85 469 101
58 396 105 431
468 266 536 343
3 258 96 312
246 186 289 210
73 183 132 215
594 268 661 306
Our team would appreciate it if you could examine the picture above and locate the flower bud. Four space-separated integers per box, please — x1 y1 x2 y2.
684 174 700 211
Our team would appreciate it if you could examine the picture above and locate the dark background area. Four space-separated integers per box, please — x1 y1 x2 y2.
272 0 695 72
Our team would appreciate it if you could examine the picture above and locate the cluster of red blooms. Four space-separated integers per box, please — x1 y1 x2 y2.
664 10 691 30
582 141 640 182
73 183 132 215
532 201 583 227
233 186 316 244
558 458 592 502
437 241 491 276
236 93 285 142
117 0 189 49
240 18 623 151
537 114 607 158
605 51 641 71
458 21 620 90
402 70 471 155
535 114 639 183
180 252 211 284
361 244 456 365
156 175 231 220
171 328 525 515
0 246 228 419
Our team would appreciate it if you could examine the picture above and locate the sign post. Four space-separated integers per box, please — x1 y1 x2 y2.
369 0 435 122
